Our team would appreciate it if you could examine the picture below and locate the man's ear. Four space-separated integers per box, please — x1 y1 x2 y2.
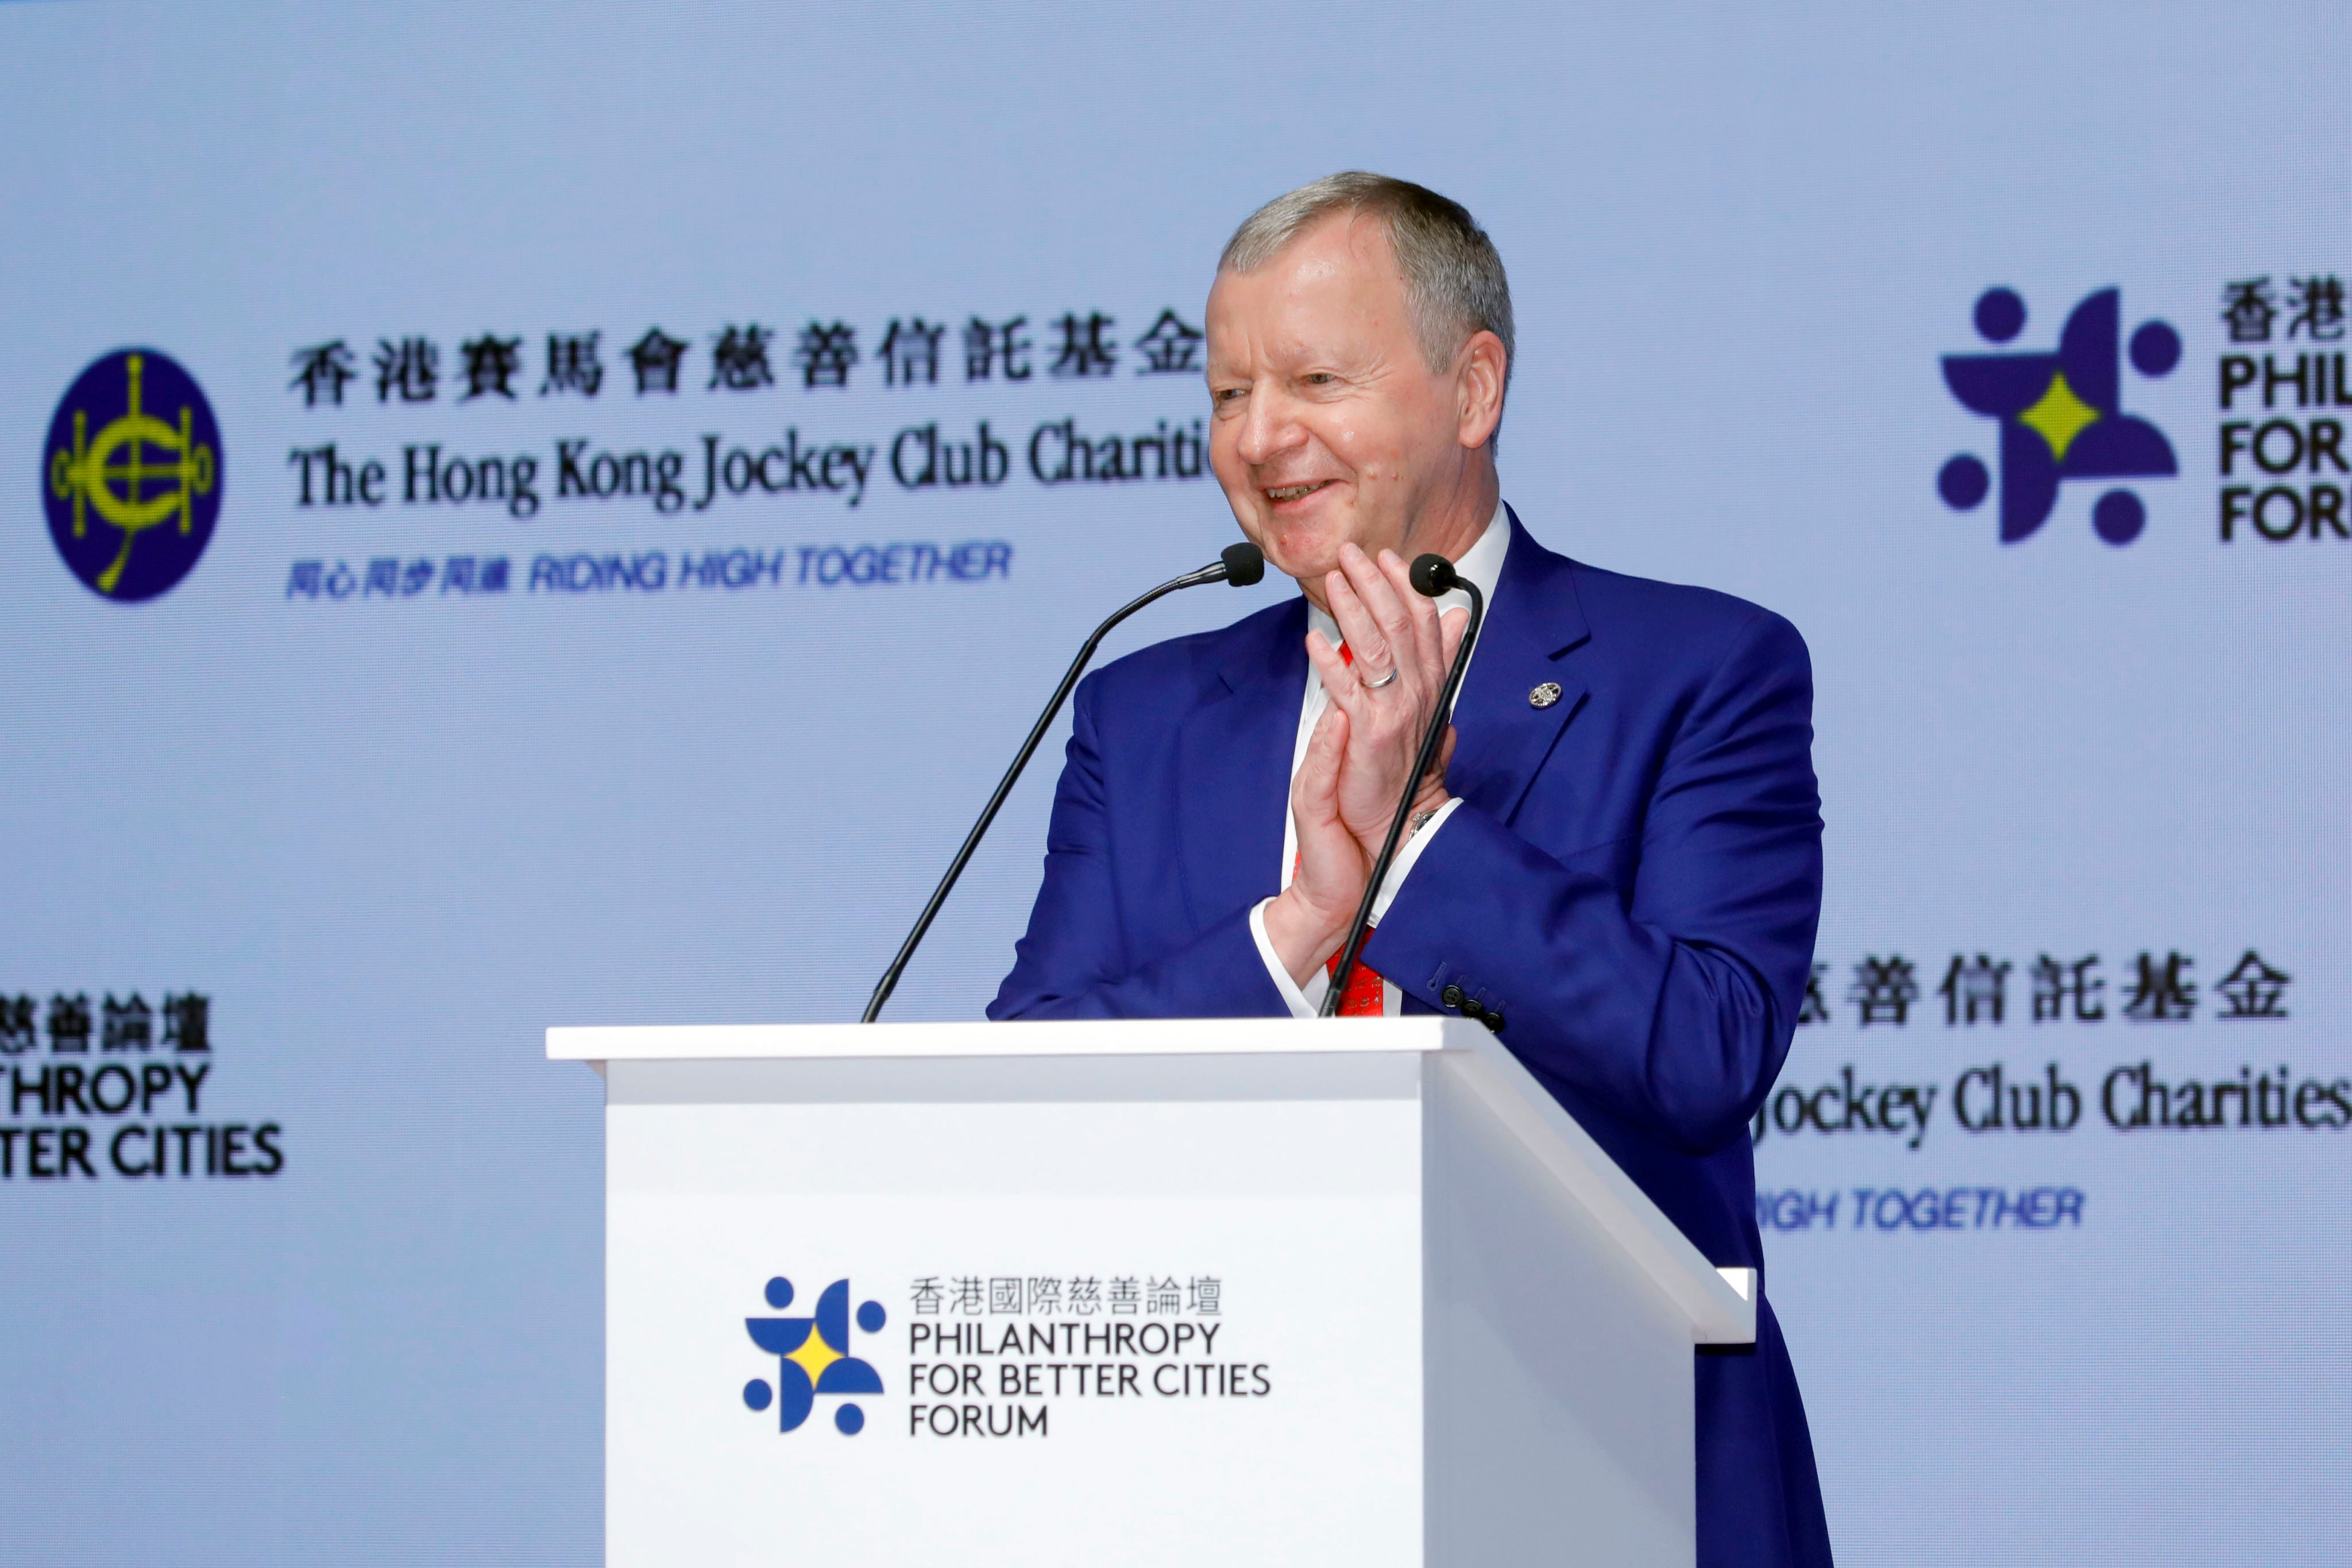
1456 330 1507 450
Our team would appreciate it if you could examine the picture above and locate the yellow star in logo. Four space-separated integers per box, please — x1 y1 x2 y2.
786 1329 843 1385
2018 372 2100 461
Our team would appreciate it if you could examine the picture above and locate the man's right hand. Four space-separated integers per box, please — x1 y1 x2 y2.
1263 700 1369 987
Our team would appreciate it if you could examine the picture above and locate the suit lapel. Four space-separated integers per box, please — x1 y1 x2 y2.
1175 600 1305 926
1445 510 1592 825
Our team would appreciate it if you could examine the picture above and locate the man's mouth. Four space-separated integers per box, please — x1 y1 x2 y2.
1264 481 1333 504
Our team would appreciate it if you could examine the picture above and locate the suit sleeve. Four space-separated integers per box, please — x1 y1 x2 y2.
1364 610 1823 1152
988 671 1291 1021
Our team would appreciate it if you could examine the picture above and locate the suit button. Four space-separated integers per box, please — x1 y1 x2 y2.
1440 984 1465 1010
1460 998 1486 1021
1483 1012 1505 1034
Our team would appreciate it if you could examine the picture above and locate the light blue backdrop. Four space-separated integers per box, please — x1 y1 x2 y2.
2 1 2346 1562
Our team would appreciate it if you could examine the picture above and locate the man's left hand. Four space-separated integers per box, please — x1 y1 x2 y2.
1306 543 1468 856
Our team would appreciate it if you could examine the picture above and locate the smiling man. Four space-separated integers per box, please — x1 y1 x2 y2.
990 172 1831 1566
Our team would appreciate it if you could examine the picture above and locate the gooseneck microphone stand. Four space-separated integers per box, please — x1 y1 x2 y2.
863 542 1266 1022
1320 553 1485 1016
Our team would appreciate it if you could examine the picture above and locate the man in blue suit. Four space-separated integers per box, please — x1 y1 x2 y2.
990 172 1832 1567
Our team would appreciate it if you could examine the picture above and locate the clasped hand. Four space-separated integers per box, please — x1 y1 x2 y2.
1264 543 1468 986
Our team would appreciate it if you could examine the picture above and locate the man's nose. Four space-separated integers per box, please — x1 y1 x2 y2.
1235 387 1306 468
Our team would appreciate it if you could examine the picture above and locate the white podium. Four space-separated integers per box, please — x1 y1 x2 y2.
550 1017 1755 1567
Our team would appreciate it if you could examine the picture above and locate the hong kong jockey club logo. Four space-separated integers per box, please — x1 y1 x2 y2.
44 348 222 601
1938 288 2178 546
743 1276 887 1436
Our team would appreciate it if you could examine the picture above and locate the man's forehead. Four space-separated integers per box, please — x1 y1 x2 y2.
1216 213 1401 302
1207 214 1405 358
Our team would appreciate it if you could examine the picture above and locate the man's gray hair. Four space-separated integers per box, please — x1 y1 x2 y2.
1220 172 1513 408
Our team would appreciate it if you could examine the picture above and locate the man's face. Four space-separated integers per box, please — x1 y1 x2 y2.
1205 214 1477 595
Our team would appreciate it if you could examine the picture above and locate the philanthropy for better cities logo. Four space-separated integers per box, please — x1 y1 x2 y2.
44 349 222 601
743 1276 887 1436
1938 288 2177 546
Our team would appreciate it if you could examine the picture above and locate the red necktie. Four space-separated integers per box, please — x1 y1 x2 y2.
1308 644 1385 1017
1326 940 1387 1017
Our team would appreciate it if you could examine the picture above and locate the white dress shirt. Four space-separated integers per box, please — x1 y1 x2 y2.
1247 501 1511 1017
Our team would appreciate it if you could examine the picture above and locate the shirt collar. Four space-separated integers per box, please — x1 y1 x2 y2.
1307 497 1511 647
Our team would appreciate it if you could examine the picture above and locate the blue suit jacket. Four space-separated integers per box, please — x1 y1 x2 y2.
991 510 1832 1567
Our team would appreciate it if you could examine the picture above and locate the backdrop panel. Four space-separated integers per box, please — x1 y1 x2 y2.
1 2 2345 1563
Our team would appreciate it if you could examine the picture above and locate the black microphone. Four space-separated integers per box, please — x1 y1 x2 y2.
1320 552 1485 1016
863 542 1265 1022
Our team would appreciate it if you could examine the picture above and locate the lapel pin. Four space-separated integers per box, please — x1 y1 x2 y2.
1528 682 1563 709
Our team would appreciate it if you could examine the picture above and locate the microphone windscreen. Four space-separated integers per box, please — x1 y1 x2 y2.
1409 553 1458 597
1222 542 1266 586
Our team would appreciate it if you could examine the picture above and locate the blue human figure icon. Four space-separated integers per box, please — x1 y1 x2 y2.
743 1277 886 1434
1941 288 2178 544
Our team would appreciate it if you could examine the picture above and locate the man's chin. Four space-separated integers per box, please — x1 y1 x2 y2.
1258 517 1353 589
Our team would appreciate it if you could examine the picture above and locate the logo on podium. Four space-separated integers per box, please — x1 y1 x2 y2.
743 1276 887 1435
44 348 223 601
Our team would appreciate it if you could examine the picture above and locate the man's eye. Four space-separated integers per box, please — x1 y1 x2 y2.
1213 387 1246 403
1303 372 1335 385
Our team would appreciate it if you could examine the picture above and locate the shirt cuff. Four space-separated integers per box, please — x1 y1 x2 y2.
1369 797 1462 924
1248 896 1327 1019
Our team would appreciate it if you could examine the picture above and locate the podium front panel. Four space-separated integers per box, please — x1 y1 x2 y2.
605 1051 1426 1567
